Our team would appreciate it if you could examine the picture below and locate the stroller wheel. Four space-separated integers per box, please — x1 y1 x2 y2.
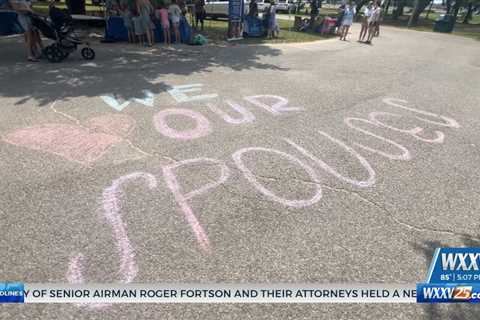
81 47 95 60
44 44 64 63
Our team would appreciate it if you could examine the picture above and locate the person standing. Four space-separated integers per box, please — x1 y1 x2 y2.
136 0 155 46
339 0 355 41
335 3 345 35
9 0 41 61
309 0 319 30
194 0 205 31
366 0 381 44
267 0 278 39
177 0 187 16
169 0 182 43
121 3 135 43
132 8 146 45
374 6 382 37
358 1 372 42
248 0 258 17
157 3 171 44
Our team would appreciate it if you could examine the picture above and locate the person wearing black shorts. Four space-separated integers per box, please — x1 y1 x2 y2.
194 0 205 31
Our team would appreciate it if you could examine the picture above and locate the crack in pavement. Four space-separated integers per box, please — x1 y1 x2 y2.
321 185 480 242
216 163 479 242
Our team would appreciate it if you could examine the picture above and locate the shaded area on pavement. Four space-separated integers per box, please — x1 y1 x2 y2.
0 37 286 107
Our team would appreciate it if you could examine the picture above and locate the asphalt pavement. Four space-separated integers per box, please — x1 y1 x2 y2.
1 25 480 319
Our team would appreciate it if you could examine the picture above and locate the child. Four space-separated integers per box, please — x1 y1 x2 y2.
156 4 171 45
121 4 135 43
169 0 182 43
136 0 155 46
132 8 146 46
194 0 205 31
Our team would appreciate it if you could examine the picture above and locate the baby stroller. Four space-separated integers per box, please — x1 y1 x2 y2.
30 6 95 63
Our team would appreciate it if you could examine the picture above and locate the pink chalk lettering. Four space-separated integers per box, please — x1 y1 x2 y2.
244 95 303 115
153 108 212 140
2 124 122 165
232 147 322 207
343 117 412 161
284 131 376 188
162 158 230 253
207 100 256 124
85 114 136 138
67 172 157 309
368 111 445 144
382 98 460 129
66 253 109 309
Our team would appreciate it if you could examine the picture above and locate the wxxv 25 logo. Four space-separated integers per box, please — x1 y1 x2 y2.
417 247 480 303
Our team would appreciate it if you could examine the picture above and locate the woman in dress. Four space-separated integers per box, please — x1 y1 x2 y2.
339 0 355 41
267 0 278 39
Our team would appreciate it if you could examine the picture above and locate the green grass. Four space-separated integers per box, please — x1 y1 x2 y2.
199 18 334 44
380 9 480 41
32 1 480 42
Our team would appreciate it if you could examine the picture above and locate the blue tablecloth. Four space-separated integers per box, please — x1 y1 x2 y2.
105 16 192 43
243 16 264 37
0 11 24 36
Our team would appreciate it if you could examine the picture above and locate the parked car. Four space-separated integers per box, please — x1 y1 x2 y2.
204 0 267 19
275 0 297 13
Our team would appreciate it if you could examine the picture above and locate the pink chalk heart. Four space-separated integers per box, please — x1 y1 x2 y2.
85 114 136 138
3 124 122 165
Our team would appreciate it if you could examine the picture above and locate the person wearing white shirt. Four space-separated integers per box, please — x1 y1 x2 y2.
366 1 381 44
358 1 372 42
168 0 182 43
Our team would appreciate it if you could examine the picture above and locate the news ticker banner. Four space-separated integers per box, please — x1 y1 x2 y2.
1 284 416 303
2 247 479 304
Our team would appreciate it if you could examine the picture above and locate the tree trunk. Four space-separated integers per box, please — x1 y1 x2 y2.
393 0 405 19
463 2 473 23
355 0 368 16
452 0 463 21
408 0 419 26
446 0 452 13
383 0 391 15
425 0 433 18
407 0 431 26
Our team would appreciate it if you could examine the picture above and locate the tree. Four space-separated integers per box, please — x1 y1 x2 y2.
425 0 434 18
462 0 480 23
384 0 392 14
452 0 465 20
408 0 432 26
446 0 453 13
392 0 406 20
355 0 369 16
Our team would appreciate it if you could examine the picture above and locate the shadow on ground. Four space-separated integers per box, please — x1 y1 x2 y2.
0 36 287 106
